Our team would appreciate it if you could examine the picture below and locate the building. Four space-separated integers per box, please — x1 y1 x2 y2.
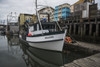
74 0 93 12
70 0 94 13
70 5 74 13
70 0 95 19
74 0 93 5
38 7 55 22
19 14 36 26
54 3 71 21
64 0 100 43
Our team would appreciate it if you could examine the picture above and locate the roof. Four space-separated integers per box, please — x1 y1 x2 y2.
38 7 54 12
74 0 93 5
20 13 36 16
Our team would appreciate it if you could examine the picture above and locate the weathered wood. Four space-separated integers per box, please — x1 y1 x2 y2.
64 63 80 67
65 41 100 53
64 53 100 67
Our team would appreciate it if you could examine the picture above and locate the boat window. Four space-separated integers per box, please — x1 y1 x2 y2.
34 24 37 31
37 24 39 30
42 25 56 32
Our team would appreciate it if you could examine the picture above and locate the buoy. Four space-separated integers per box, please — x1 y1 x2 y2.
28 33 32 36
65 37 72 43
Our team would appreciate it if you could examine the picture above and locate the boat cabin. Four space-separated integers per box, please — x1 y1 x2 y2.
29 22 57 36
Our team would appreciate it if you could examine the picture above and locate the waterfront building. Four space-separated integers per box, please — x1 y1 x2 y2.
38 7 55 22
70 0 94 14
19 14 36 26
69 0 95 19
70 5 74 13
54 3 71 21
63 0 100 43
74 0 93 5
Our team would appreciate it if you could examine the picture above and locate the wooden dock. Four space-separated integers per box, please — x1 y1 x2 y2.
75 41 100 52
62 41 100 67
64 41 100 54
62 53 100 67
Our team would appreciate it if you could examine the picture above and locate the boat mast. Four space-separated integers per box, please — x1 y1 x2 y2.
47 6 62 31
35 0 43 30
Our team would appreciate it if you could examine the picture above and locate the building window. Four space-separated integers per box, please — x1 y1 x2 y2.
48 9 50 11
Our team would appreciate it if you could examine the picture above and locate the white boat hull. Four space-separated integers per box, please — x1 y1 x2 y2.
20 30 67 52
28 39 64 51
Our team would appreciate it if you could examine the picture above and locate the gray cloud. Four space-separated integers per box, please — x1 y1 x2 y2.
95 0 100 9
0 0 100 23
0 0 7 3
0 0 78 21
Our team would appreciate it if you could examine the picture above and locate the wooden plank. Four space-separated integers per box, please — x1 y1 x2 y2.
64 63 80 67
64 53 100 67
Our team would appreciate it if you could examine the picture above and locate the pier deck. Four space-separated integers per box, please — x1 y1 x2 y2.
65 41 100 53
63 53 100 67
73 41 100 52
63 41 100 67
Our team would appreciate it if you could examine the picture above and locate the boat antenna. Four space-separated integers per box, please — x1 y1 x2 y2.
35 0 43 30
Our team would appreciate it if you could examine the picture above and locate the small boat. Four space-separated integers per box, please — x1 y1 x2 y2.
19 0 67 52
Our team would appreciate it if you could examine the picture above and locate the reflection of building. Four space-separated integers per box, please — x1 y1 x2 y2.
7 35 20 55
7 35 19 45
19 14 36 26
54 3 71 21
0 25 6 35
38 7 55 22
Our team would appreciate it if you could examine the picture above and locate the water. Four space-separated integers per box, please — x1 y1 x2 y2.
0 35 89 67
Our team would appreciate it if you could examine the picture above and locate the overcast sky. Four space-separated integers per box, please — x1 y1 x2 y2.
0 0 100 23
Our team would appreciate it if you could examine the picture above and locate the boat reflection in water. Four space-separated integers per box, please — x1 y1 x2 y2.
7 35 21 55
7 35 19 46
20 42 64 67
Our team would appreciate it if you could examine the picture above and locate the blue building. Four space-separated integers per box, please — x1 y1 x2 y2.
54 3 71 21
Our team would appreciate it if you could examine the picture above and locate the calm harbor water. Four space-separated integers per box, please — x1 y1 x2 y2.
0 35 89 67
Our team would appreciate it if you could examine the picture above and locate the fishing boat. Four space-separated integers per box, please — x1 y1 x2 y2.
19 0 67 52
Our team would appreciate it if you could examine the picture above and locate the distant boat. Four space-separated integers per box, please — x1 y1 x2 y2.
19 0 67 52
